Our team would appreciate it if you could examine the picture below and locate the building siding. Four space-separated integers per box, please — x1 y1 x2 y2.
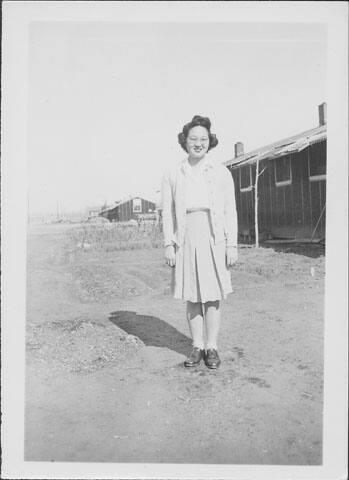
100 197 157 222
230 140 326 240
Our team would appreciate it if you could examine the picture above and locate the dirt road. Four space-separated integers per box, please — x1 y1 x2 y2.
25 224 325 464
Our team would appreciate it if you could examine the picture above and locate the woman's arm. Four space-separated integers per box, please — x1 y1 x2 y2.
222 167 238 266
223 167 238 249
161 169 176 248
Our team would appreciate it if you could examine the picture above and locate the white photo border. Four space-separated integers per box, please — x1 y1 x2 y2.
1 1 348 479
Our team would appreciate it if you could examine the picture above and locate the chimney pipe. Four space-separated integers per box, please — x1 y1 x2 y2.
234 142 244 158
318 102 327 126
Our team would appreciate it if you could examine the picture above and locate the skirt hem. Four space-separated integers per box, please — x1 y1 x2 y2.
173 288 233 303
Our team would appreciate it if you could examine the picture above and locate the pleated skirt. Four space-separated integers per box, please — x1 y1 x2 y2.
171 210 233 303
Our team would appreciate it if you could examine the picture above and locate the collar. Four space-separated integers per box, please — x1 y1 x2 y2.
180 156 214 175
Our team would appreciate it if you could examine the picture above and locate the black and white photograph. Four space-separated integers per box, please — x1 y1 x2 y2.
1 2 348 479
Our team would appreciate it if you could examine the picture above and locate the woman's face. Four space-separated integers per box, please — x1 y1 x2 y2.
186 125 210 160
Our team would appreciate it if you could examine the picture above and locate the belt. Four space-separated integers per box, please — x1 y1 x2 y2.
186 208 210 214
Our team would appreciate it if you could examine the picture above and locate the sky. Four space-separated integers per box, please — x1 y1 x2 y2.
28 22 326 215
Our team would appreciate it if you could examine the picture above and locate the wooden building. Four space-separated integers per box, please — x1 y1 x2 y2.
99 197 156 222
225 103 327 242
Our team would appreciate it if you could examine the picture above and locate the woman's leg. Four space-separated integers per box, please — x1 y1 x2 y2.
204 300 221 350
186 301 205 349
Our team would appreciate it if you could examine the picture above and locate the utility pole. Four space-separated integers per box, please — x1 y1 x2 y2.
254 159 259 247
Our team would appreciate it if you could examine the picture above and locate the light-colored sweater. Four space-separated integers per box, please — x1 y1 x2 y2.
161 156 238 248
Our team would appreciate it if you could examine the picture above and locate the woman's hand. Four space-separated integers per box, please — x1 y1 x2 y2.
226 246 238 267
165 245 176 267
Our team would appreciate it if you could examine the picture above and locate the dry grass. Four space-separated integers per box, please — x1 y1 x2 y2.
66 221 164 252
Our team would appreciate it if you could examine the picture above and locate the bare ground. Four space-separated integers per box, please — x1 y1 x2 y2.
25 224 325 464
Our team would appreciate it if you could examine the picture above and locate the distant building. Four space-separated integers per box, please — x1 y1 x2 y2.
88 209 101 219
225 103 327 242
99 197 157 222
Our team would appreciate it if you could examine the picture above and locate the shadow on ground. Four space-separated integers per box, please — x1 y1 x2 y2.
240 240 325 259
109 310 192 356
263 242 325 258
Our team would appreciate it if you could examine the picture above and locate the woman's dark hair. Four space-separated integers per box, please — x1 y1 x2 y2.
178 115 218 152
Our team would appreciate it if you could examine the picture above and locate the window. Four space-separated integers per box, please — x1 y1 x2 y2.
240 165 252 191
275 156 292 186
133 198 142 212
309 141 326 181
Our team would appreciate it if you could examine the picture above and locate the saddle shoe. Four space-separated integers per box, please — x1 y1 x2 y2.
184 347 205 367
205 349 221 369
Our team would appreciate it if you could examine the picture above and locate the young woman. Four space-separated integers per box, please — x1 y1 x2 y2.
161 115 238 369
